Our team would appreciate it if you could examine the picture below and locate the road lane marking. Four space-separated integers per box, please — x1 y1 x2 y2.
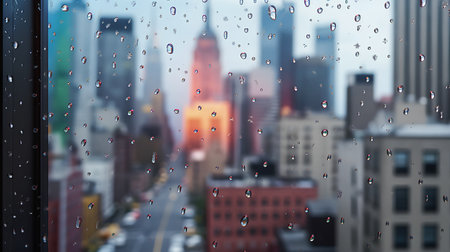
152 190 178 252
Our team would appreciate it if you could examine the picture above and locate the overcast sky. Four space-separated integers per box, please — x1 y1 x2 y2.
50 0 394 140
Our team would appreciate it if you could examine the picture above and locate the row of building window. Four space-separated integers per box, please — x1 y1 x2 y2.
394 150 439 175
213 197 304 207
394 224 438 249
214 227 272 237
213 211 302 221
394 187 438 213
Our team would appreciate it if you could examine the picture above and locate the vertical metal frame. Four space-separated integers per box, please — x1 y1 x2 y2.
2 0 48 251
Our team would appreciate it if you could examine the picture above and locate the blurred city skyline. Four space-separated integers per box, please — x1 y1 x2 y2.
49 0 394 141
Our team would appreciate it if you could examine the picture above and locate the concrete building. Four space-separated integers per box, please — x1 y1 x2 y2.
277 113 344 199
346 74 377 136
206 175 317 252
362 124 450 252
335 141 364 252
292 57 333 114
393 1 449 120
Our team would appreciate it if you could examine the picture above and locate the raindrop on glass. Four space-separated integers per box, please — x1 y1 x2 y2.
166 44 174 54
61 4 69 12
240 215 249 227
289 5 295 14
87 12 93 20
212 187 219 197
321 129 328 137
75 216 82 229
354 14 361 22
245 189 252 198
170 6 176 15
268 5 277 20
330 22 336 31
384 1 390 9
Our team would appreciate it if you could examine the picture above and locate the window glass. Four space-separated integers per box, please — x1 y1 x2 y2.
423 224 438 249
394 150 409 175
394 225 409 249
423 150 438 175
394 187 409 213
423 187 438 213
40 1 450 252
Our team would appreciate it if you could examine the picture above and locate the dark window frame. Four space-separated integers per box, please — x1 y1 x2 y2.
2 1 48 251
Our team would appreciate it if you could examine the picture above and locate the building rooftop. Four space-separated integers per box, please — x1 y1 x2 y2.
368 123 450 138
207 174 316 189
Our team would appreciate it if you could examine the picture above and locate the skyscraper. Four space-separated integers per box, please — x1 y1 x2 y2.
393 1 449 120
292 57 332 113
190 6 223 103
97 17 135 131
260 3 294 111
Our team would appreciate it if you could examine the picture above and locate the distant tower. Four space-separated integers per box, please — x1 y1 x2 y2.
190 4 223 103
260 3 294 111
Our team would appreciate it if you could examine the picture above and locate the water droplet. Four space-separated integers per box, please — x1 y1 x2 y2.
81 139 87 147
418 179 424 185
202 14 207 22
386 148 392 156
75 217 82 228
88 203 94 209
95 80 102 88
12 41 18 49
177 185 182 193
340 217 345 224
211 111 217 117
240 215 249 227
288 223 294 230
326 216 331 223
128 109 134 116
257 129 263 135
183 226 188 232
64 127 70 133
81 56 87 64
181 207 186 215
87 12 93 20
268 5 277 20
403 107 409 115
309 234 315 242
154 88 160 95
170 6 176 15
263 161 268 168
321 129 328 137
223 31 228 40
420 0 427 8
354 14 361 22
317 7 323 14
212 241 218 248
211 127 216 132
384 2 390 9
397 85 404 93
251 97 256 103
330 22 336 31
166 44 174 54
130 139 135 144
61 4 69 12
321 100 328 109
212 187 219 197
196 89 201 94
147 214 152 219
245 189 252 198
429 91 435 100
152 152 157 164
304 0 310 7
289 5 295 14
368 177 374 185
323 173 328 179
107 138 114 144
419 54 425 62
240 52 247 59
